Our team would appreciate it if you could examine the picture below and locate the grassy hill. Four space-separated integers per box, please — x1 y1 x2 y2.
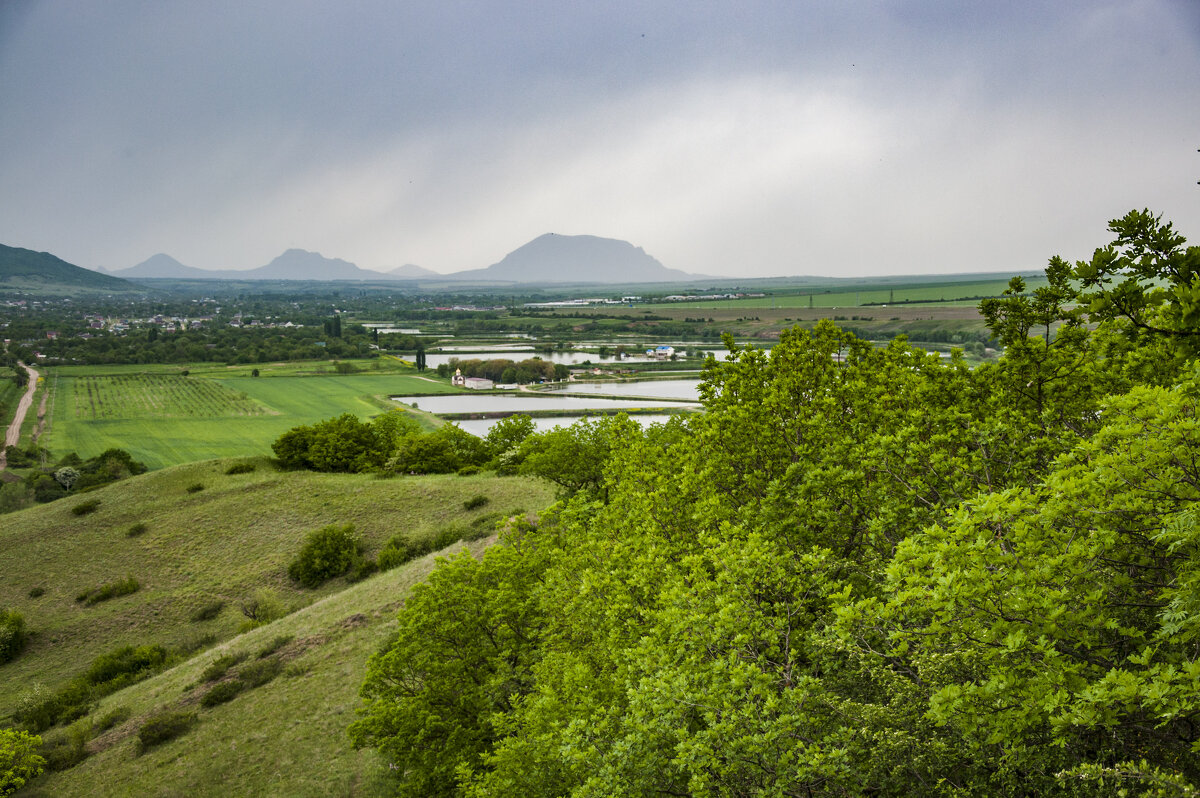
0 457 557 796
0 244 133 294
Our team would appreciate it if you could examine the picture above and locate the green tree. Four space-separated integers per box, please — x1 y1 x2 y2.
0 729 44 796
1074 208 1200 350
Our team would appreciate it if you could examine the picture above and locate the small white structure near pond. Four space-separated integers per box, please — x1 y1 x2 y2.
464 377 494 390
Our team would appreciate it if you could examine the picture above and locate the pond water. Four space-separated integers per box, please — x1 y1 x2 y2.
545 379 702 400
391 394 699 414
454 413 681 437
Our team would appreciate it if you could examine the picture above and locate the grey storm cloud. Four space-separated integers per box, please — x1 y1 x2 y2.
0 0 1197 278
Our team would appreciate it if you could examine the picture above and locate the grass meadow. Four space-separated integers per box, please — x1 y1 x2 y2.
0 456 553 796
0 456 555 717
39 365 458 469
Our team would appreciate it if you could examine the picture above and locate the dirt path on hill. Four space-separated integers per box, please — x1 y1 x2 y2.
0 362 39 469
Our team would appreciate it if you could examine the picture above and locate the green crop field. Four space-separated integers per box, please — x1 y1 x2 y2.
638 275 1049 312
40 367 460 469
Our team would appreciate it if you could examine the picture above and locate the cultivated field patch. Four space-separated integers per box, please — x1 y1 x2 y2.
70 375 267 420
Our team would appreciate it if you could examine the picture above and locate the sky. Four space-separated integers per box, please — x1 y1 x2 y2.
1 1 1197 279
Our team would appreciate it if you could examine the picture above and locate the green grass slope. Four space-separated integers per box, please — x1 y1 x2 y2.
0 244 132 293
0 457 556 719
21 540 485 797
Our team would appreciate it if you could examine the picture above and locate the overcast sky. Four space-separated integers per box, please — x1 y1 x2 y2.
1 1 1197 278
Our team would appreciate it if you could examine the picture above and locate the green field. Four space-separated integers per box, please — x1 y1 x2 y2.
40 366 460 469
638 275 1050 312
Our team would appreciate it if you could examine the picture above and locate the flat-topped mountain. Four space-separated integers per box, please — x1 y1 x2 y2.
0 243 133 291
447 233 695 283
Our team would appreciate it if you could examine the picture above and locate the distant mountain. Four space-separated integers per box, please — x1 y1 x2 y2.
446 233 695 283
0 244 133 291
118 253 216 279
387 263 439 278
249 249 388 280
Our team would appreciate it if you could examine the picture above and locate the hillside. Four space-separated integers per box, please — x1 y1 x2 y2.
447 233 701 283
116 253 213 279
0 244 132 293
0 458 556 795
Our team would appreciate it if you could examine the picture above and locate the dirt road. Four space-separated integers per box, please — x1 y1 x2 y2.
0 362 39 469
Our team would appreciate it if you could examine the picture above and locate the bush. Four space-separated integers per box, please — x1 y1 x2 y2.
238 657 283 688
287 524 362 588
201 653 246 683
94 705 131 733
200 679 244 708
40 721 89 772
376 537 412 571
27 587 44 598
189 600 224 623
185 483 204 494
75 577 140 606
463 494 490 510
126 522 148 537
349 557 379 582
239 588 286 630
83 644 169 690
256 635 292 659
0 608 28 664
70 499 100 516
457 465 481 476
137 711 195 752
225 462 256 475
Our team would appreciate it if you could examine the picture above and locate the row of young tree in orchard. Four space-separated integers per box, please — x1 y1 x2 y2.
347 210 1200 796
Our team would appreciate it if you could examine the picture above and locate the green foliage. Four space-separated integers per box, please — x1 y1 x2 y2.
201 653 246 683
224 461 256 475
238 657 283 688
69 499 99 516
0 608 28 664
75 576 140 605
484 413 535 458
185 482 205 493
272 412 401 473
14 644 170 732
0 728 44 796
287 524 362 588
239 588 286 628
386 423 490 475
189 599 224 622
125 521 148 537
350 213 1200 797
463 494 489 511
136 711 196 753
256 635 293 659
200 679 245 708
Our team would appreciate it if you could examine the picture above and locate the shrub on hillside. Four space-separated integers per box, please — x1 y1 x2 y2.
39 720 90 772
70 499 99 516
225 462 256 475
75 577 139 606
126 521 148 537
185 483 204 494
189 600 224 622
287 524 362 588
238 657 283 688
0 608 28 664
463 494 490 510
376 537 412 571
27 587 44 599
83 644 169 691
201 653 246 683
136 711 195 753
239 588 286 630
200 679 244 708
